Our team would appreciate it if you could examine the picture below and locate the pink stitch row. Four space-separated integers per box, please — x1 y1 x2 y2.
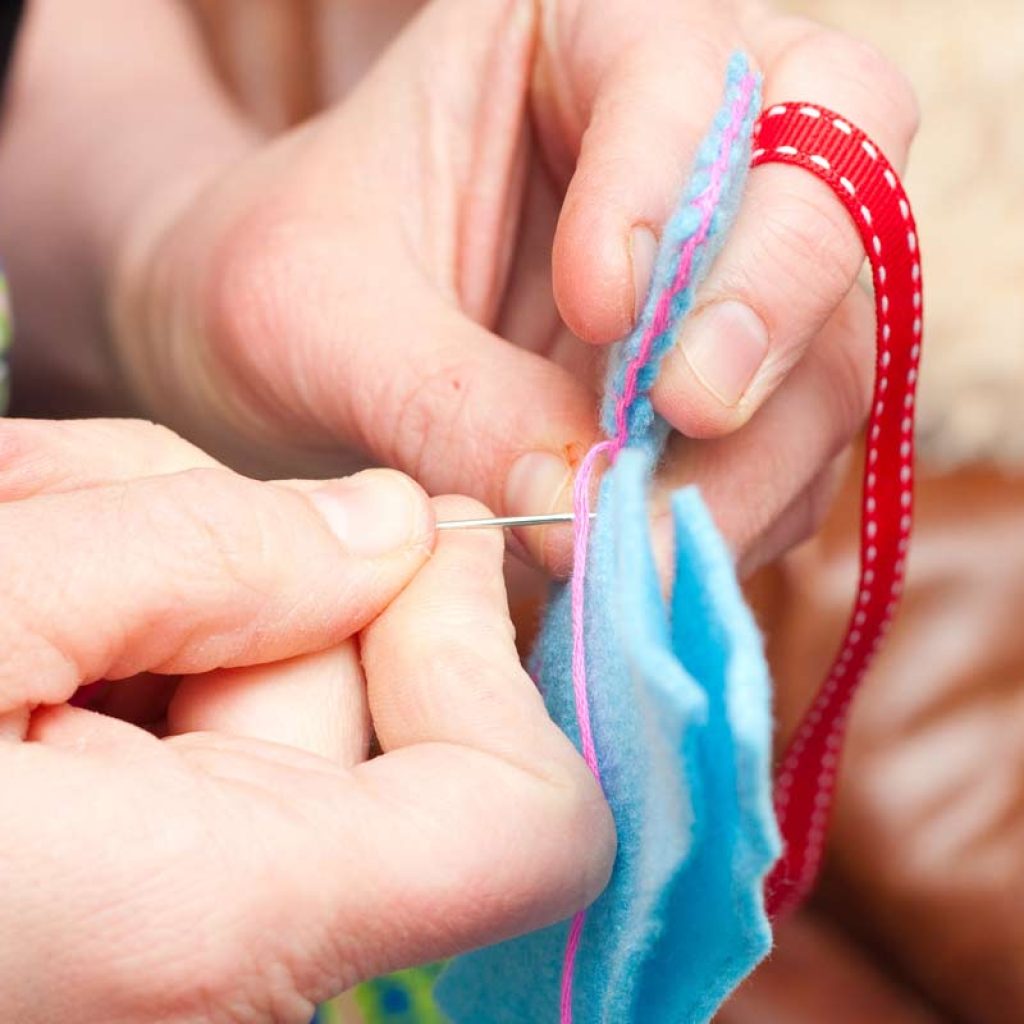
610 70 759 449
558 71 759 1024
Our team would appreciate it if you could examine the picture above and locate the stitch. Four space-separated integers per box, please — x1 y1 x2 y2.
776 145 798 155
810 154 831 170
879 265 887 284
832 118 852 134
557 64 761 1024
862 139 878 160
884 169 898 189
840 176 856 195
872 235 882 255
767 104 787 116
899 198 910 220
860 204 873 224
799 105 822 117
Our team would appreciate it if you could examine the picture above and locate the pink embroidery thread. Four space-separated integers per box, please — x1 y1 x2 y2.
559 70 758 1024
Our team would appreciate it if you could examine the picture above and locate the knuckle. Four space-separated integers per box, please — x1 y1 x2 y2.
204 205 333 421
119 418 189 453
839 36 920 144
746 183 857 311
146 469 282 601
533 751 617 910
374 352 482 489
786 28 920 152
562 768 616 903
205 207 293 357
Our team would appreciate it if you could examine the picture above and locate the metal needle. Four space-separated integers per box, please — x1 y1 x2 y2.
436 512 595 531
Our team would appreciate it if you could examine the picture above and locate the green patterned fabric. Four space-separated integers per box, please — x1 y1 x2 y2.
352 965 447 1023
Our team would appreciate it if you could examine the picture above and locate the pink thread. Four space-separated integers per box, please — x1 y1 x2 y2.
570 439 615 779
560 908 588 1021
611 71 758 445
558 70 758 1024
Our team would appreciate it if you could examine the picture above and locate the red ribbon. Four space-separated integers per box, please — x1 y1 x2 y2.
750 104 923 918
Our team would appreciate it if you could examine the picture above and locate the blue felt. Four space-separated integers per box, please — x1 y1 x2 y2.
438 53 779 1024
601 53 760 461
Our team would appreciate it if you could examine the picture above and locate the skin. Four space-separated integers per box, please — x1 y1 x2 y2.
0 2 919 1016
0 418 614 1024
0 0 919 577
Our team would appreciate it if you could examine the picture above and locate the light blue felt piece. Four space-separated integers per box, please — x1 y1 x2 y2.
437 456 779 1023
438 52 779 1024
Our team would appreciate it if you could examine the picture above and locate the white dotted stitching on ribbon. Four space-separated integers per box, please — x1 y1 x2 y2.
761 107 922 906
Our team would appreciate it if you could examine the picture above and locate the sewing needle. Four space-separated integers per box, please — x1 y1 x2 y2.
437 512 596 531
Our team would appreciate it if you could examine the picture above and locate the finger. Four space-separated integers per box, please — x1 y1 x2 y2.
652 18 919 437
167 643 371 767
364 495 555 759
180 0 598 574
0 466 433 714
344 494 614 969
545 1 739 344
166 495 614 994
210 217 601 571
656 285 873 564
0 418 219 501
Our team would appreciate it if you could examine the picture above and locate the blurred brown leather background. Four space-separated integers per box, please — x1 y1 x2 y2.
186 4 1024 1020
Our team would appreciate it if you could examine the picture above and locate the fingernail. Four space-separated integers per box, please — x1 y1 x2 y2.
677 300 769 407
505 451 572 519
630 225 658 324
311 469 432 558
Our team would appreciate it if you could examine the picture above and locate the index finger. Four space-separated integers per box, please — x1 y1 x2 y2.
651 19 919 437
0 466 433 714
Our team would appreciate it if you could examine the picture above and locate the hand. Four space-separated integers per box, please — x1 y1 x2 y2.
0 419 613 1024
107 0 918 576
